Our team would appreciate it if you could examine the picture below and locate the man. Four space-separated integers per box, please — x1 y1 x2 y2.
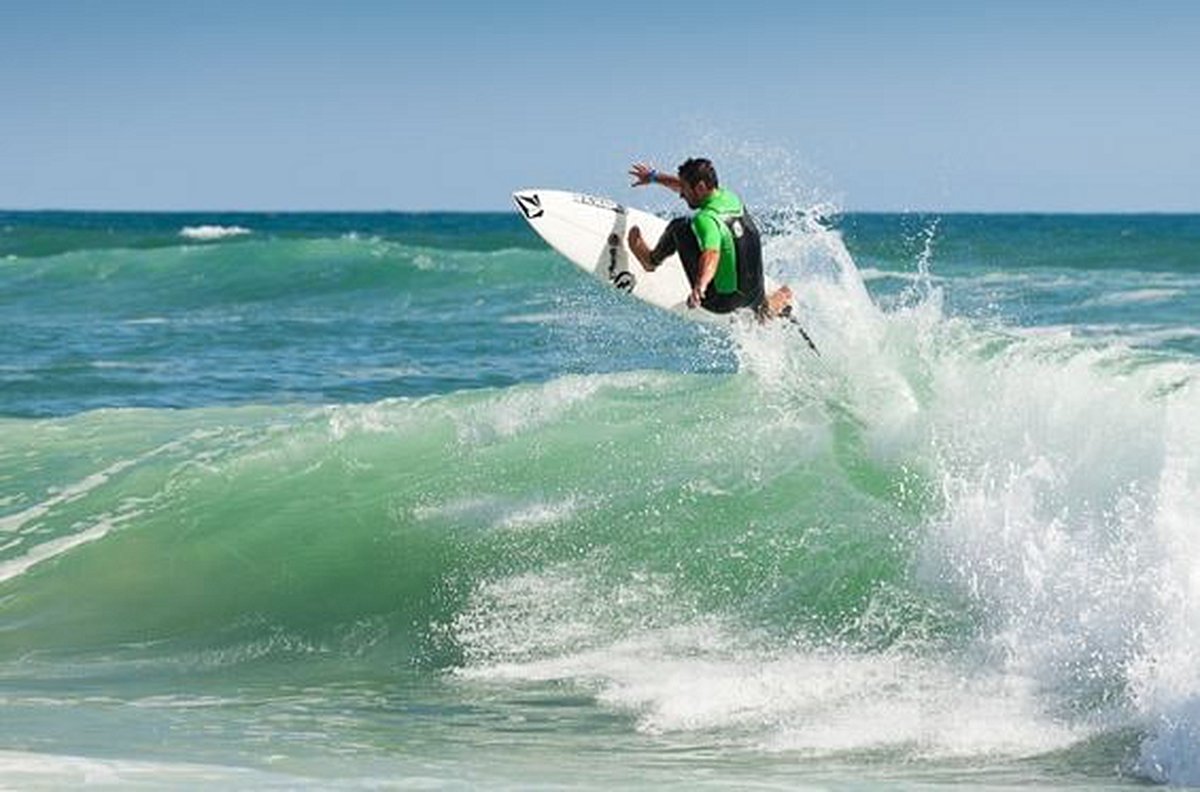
626 158 792 318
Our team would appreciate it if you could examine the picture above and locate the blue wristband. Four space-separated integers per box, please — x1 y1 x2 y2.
648 169 657 184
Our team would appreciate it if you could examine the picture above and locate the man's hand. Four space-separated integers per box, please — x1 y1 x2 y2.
687 285 703 309
629 162 656 187
629 162 682 194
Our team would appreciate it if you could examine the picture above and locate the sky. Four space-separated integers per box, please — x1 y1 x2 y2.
3 0 1199 212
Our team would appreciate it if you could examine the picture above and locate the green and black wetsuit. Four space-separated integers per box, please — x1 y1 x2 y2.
650 188 765 314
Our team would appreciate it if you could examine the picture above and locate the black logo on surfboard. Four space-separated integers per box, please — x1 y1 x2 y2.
613 271 636 292
606 234 636 292
604 233 632 292
515 193 544 220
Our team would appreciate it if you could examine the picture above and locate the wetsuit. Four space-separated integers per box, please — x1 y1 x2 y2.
649 188 765 314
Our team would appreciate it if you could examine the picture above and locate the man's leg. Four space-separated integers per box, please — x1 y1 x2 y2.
657 218 701 281
657 218 749 315
628 217 691 274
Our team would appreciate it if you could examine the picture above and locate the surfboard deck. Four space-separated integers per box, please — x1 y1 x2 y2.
513 188 780 323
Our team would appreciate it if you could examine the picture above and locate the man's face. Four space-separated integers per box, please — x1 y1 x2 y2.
680 178 705 209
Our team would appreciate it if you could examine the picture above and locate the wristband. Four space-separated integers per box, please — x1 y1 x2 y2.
648 169 657 184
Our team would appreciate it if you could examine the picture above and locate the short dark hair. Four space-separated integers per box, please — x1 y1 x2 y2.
677 158 719 189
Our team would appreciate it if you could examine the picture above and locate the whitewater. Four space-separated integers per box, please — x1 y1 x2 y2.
3 206 1200 788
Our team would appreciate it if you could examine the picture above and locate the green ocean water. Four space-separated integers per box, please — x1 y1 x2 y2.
3 209 1200 787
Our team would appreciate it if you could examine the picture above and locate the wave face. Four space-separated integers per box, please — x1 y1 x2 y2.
3 209 1200 785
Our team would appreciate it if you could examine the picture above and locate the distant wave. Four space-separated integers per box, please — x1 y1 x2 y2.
178 225 252 241
1081 288 1184 308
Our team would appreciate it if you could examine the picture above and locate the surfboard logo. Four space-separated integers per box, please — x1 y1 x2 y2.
574 193 624 214
606 234 620 277
606 233 636 292
514 193 544 220
613 271 636 292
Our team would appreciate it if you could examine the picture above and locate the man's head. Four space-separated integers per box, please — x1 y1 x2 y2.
677 158 719 209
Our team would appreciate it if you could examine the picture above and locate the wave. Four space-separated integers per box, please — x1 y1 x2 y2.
6 212 1200 781
0 236 564 317
3 289 1200 778
178 224 252 241
0 211 541 258
0 749 285 788
1080 288 1185 308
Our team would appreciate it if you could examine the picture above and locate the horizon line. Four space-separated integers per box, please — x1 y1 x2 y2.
4 206 1200 217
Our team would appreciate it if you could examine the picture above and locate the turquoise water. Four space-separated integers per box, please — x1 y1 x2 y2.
3 208 1200 787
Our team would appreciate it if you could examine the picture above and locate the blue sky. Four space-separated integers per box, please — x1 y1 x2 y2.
3 1 1198 211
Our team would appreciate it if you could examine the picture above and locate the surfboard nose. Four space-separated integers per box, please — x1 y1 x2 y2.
512 190 544 220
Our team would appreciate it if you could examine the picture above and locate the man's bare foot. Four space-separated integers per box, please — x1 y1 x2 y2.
627 226 656 271
760 285 793 320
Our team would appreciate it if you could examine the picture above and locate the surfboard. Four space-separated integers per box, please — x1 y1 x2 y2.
512 189 697 314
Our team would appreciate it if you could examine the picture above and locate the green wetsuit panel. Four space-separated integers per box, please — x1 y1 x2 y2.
691 188 744 294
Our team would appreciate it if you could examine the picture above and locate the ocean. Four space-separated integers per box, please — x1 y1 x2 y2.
3 206 1200 788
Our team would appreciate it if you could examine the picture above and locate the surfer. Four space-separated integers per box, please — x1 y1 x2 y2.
626 158 792 319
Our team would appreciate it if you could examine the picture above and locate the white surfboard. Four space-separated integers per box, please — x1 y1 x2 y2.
512 189 820 352
512 189 691 311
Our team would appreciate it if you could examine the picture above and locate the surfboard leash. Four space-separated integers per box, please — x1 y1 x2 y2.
780 306 820 356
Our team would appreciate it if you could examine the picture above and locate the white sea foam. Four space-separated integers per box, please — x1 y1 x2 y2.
0 437 185 536
0 515 122 584
1127 326 1200 346
450 372 658 445
1081 288 1184 308
178 224 251 241
460 612 1081 760
1009 322 1200 351
499 311 575 325
412 494 584 532
453 562 691 667
0 462 135 534
858 267 945 284
0 437 190 583
0 749 283 787
494 498 583 531
335 365 422 380
89 360 160 371
875 289 1200 781
1123 381 1200 783
320 372 663 443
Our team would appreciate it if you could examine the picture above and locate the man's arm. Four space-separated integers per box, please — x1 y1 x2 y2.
687 213 722 308
689 249 720 308
629 162 682 194
694 249 720 295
